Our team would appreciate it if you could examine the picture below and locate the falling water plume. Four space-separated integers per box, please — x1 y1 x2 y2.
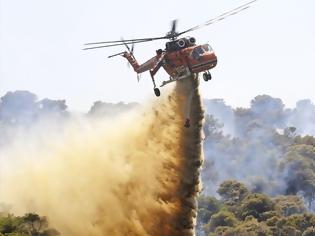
0 75 204 236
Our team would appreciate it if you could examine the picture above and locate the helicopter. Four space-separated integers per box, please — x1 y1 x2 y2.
84 0 257 127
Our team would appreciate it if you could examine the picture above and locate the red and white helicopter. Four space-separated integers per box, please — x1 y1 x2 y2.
84 0 256 127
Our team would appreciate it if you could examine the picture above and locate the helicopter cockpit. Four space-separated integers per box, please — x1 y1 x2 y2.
191 44 214 60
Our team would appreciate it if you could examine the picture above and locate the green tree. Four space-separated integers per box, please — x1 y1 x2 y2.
217 180 250 205
0 214 23 234
20 213 59 236
211 216 271 236
197 195 221 225
278 213 315 233
204 210 238 233
282 143 315 209
0 213 59 236
239 193 275 220
273 195 306 216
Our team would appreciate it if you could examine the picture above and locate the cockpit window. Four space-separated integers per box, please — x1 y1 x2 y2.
191 46 205 60
191 44 213 60
202 44 213 52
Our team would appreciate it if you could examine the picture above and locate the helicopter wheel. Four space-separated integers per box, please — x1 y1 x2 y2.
154 88 161 97
203 72 212 81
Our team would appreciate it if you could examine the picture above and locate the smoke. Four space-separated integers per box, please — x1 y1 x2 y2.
201 95 290 196
0 90 68 126
88 101 139 117
203 99 235 136
201 95 315 198
0 77 204 236
287 99 315 135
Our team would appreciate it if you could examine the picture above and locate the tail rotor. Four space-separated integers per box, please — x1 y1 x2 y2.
121 38 140 81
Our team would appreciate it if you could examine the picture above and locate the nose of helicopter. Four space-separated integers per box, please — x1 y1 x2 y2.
203 52 218 69
190 51 217 73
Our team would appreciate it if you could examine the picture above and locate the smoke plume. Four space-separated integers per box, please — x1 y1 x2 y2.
0 77 204 236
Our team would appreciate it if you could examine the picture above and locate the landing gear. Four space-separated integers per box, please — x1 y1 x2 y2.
150 70 161 97
154 88 160 97
203 71 212 81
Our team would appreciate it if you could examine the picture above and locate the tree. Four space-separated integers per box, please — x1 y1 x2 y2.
204 210 238 233
210 216 271 236
203 99 234 136
37 99 68 118
0 91 37 124
88 101 138 117
21 213 46 235
0 213 59 236
239 193 275 220
232 216 271 236
217 180 250 205
295 135 315 147
197 196 221 225
284 127 297 138
273 195 306 216
282 143 315 209
0 214 22 234
203 114 224 140
278 213 315 233
234 107 252 138
0 91 68 126
250 95 285 128
198 180 315 235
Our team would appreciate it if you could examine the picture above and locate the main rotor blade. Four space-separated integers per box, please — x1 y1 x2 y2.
83 39 154 50
84 36 167 46
171 19 177 35
177 0 257 36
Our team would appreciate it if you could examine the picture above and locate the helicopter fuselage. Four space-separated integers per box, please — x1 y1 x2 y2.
162 37 217 80
122 37 217 83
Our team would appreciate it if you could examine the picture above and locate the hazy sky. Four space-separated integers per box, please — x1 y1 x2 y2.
1 0 314 111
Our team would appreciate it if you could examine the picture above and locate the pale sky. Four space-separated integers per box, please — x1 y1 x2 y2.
1 0 314 111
